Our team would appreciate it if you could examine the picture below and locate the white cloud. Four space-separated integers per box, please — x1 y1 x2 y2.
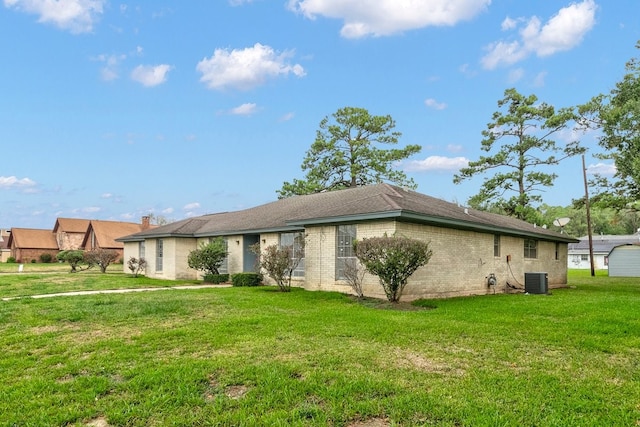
424 98 447 110
130 64 173 87
507 67 524 83
587 163 616 175
74 206 101 213
501 16 519 31
4 0 106 33
230 103 258 116
162 207 174 214
482 0 597 69
196 43 305 91
101 193 112 199
287 0 491 38
93 53 126 81
404 156 469 172
532 71 547 87
279 112 295 122
446 144 464 153
0 175 37 190
229 0 254 5
183 202 200 210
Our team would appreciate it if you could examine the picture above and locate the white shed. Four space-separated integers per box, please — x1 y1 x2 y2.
608 244 640 277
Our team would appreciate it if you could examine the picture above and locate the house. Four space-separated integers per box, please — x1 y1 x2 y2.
0 229 11 262
568 234 640 270
7 228 59 263
81 217 152 261
53 218 91 250
607 244 640 277
118 184 577 300
6 217 153 263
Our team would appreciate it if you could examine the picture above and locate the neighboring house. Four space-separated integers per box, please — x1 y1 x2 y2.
6 217 152 263
118 184 577 301
0 229 11 262
608 244 640 277
568 234 640 270
53 218 91 250
82 218 152 261
7 228 59 263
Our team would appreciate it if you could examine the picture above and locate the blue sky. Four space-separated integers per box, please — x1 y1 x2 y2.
1 0 638 229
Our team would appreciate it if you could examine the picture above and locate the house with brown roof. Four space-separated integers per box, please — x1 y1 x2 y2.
7 228 59 263
118 184 577 300
6 217 152 263
82 218 152 261
0 229 11 262
53 218 91 251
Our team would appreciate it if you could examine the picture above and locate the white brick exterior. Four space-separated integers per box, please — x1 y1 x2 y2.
124 219 569 300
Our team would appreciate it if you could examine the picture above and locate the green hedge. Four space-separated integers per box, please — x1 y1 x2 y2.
203 273 229 284
231 273 263 287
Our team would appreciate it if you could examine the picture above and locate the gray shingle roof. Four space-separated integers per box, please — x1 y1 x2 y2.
117 184 577 243
569 235 640 253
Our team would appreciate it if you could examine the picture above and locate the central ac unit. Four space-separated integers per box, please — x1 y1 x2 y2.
524 272 548 294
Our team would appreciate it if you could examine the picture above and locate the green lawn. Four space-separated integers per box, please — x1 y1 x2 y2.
0 269 638 426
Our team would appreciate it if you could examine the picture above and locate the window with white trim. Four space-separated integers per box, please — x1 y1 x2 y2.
280 232 305 277
156 239 163 272
524 239 537 259
336 224 357 280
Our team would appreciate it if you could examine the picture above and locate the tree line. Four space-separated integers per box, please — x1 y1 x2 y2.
278 41 640 228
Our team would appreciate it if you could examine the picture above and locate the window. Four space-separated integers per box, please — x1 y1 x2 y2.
580 254 589 262
139 241 145 260
156 239 163 272
336 224 357 280
209 237 228 274
555 242 559 260
280 232 305 277
524 239 537 259
494 235 501 257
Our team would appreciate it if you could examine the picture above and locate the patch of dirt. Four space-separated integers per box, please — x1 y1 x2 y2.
224 384 249 399
85 416 110 427
346 417 390 427
204 375 250 401
349 296 432 311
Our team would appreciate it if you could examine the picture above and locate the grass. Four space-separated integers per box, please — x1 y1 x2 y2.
0 269 639 426
0 263 198 299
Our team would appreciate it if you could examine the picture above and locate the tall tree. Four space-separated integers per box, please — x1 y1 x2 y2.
578 41 640 210
454 88 583 221
278 107 421 198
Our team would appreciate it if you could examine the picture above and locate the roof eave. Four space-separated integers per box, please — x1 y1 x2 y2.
397 211 578 243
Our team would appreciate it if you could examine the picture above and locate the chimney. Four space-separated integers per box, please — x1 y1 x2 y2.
141 216 150 230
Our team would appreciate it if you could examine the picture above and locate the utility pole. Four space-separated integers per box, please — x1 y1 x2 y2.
582 154 595 277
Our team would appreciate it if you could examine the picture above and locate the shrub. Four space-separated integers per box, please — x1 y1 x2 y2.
127 257 147 277
249 237 304 292
84 249 119 273
57 250 88 273
203 273 229 284
188 238 227 276
39 253 53 263
6 257 16 263
354 234 433 303
231 273 263 287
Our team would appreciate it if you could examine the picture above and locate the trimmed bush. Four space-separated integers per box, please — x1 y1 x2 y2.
39 253 53 263
6 257 16 263
203 273 229 284
231 273 263 287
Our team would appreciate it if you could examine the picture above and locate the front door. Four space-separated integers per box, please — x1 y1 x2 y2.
243 235 260 272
